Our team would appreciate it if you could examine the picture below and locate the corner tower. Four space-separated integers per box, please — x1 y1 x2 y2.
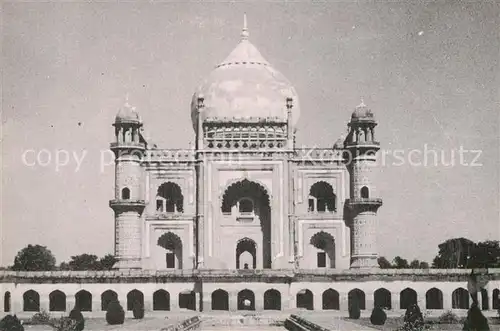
109 101 146 270
345 101 383 268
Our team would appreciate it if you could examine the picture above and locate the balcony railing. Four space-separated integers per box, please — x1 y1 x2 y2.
348 198 383 206
110 142 146 149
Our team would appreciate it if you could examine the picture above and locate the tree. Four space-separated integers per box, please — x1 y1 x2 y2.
432 238 475 268
419 261 430 269
378 256 392 269
410 259 420 268
432 238 499 269
12 244 56 271
98 254 118 270
68 254 100 270
393 256 409 269
58 262 70 271
469 241 500 268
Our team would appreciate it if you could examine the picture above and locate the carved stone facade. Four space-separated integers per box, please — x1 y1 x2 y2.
109 23 382 272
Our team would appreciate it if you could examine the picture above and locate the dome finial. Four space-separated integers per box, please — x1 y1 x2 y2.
125 92 130 107
124 93 135 110
358 98 366 108
241 13 249 40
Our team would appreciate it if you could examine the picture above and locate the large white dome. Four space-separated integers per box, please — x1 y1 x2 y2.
191 26 300 131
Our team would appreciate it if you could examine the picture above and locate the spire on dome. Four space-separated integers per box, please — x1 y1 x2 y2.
357 98 366 108
216 14 269 67
241 13 249 40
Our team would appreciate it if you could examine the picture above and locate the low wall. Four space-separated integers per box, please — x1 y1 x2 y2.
1 269 498 315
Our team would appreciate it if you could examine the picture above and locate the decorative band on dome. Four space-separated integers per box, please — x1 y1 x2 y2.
215 61 269 69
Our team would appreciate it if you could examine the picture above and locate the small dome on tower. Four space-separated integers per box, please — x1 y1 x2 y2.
115 101 141 124
191 15 300 131
351 100 375 122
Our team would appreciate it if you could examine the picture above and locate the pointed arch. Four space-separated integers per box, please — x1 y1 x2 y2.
452 288 469 309
179 290 196 311
481 288 489 310
374 288 391 309
264 289 281 310
348 289 365 310
153 290 170 311
221 178 270 213
310 231 336 268
308 181 336 212
400 288 417 309
23 290 40 312
49 290 66 311
236 237 257 269
75 290 92 312
101 290 118 311
4 291 11 312
158 232 183 269
211 289 229 311
360 186 369 198
238 289 255 311
157 182 184 213
127 289 144 311
322 289 339 310
296 289 313 310
493 288 500 310
426 288 443 309
221 178 272 268
121 187 130 199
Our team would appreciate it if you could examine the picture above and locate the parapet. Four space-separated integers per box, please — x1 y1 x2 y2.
1 268 498 284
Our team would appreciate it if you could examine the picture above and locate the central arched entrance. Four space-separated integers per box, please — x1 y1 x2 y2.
222 179 271 269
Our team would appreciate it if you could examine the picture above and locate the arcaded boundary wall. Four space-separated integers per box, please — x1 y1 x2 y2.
1 269 499 316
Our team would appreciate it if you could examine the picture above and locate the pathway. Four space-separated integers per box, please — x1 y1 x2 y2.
297 312 378 331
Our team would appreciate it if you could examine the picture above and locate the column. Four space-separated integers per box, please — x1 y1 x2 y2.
40 295 50 313
92 292 101 313
196 158 205 268
391 291 401 311
11 290 22 315
443 289 452 310
365 291 374 312
144 293 153 313
487 287 494 311
118 127 124 144
313 292 322 311
229 291 238 312
417 291 426 311
202 291 212 312
66 295 76 312
255 291 264 311
339 292 349 312
170 292 179 311
288 215 296 266
288 291 296 310
281 290 291 311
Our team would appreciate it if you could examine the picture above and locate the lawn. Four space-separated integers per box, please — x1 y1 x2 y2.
350 317 500 331
22 317 185 331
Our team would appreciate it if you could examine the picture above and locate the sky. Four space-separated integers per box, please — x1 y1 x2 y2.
1 1 499 267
